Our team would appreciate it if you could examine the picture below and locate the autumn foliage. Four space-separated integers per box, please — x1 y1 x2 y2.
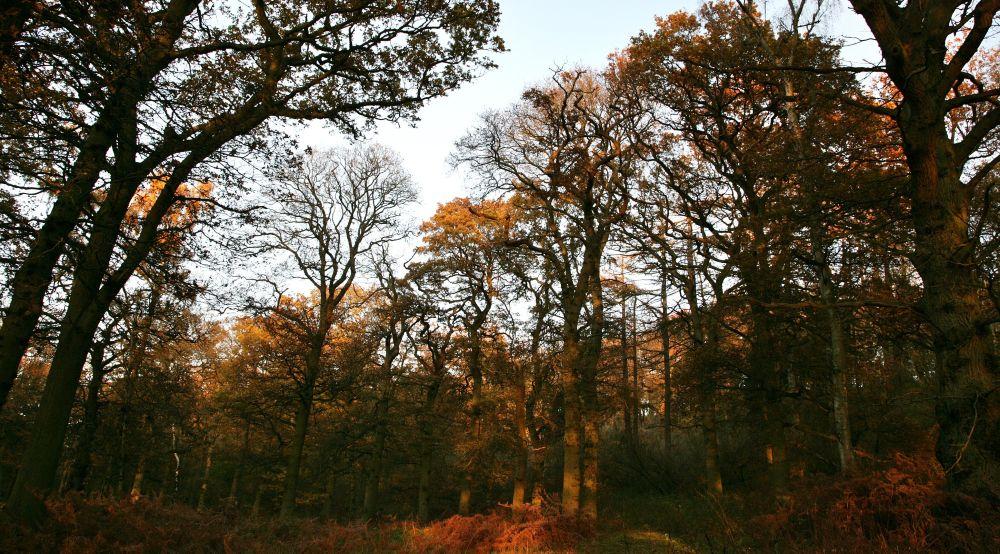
0 498 592 553
752 450 999 552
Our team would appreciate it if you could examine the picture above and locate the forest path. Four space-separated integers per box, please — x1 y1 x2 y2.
584 528 700 553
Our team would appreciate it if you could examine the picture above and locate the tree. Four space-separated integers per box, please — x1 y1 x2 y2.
3 0 501 523
414 197 513 514
844 0 999 497
250 146 415 518
456 69 646 518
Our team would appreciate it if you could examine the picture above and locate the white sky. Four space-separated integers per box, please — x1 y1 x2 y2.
296 1 876 222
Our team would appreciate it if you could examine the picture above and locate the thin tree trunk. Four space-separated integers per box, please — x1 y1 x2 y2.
810 228 855 473
228 425 250 507
620 293 633 442
512 370 530 509
197 441 214 511
631 296 640 437
417 444 433 522
362 429 387 520
660 271 672 451
251 482 263 519
580 407 599 521
322 471 339 519
458 473 472 515
130 454 146 500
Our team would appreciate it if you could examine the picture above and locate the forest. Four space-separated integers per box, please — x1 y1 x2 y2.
0 1 998 552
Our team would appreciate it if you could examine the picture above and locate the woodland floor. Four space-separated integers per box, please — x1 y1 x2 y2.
1 453 997 553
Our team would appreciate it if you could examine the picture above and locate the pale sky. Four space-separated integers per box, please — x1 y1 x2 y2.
300 0 875 222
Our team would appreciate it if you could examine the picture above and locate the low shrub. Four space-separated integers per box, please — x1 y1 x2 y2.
752 452 999 552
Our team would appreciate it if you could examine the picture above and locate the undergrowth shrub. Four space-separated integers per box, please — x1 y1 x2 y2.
0 495 593 553
752 451 999 552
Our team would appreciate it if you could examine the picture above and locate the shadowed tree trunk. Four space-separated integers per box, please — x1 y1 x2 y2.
69 329 115 492
197 440 214 511
702 394 723 496
363 388 391 520
227 424 250 507
660 271 672 451
0 0 198 411
846 0 999 497
279 343 322 518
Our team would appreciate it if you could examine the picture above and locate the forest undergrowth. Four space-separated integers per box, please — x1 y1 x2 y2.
2 449 995 553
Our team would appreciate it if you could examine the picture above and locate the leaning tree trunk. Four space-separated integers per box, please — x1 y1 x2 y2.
0 112 126 411
5 297 108 522
0 1 198 410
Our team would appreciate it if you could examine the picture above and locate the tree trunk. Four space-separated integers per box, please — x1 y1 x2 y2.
5 299 106 522
460 324 485 516
362 431 386 520
4 130 200 523
747 298 790 495
363 331 402 519
811 230 855 473
559 339 582 517
909 150 998 497
580 407 599 521
130 454 146 500
197 441 214 511
417 444 433 522
251 482 263 519
227 425 250 507
530 445 545 508
512 372 530 509
458 473 472 515
0 2 199 411
512 453 528 508
846 0 1000 501
322 471 339 519
69 340 111 491
702 398 723 496
416 366 444 523
660 272 672 451
631 297 641 438
279 370 315 518
0 115 122 410
620 296 633 442
763 398 789 494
